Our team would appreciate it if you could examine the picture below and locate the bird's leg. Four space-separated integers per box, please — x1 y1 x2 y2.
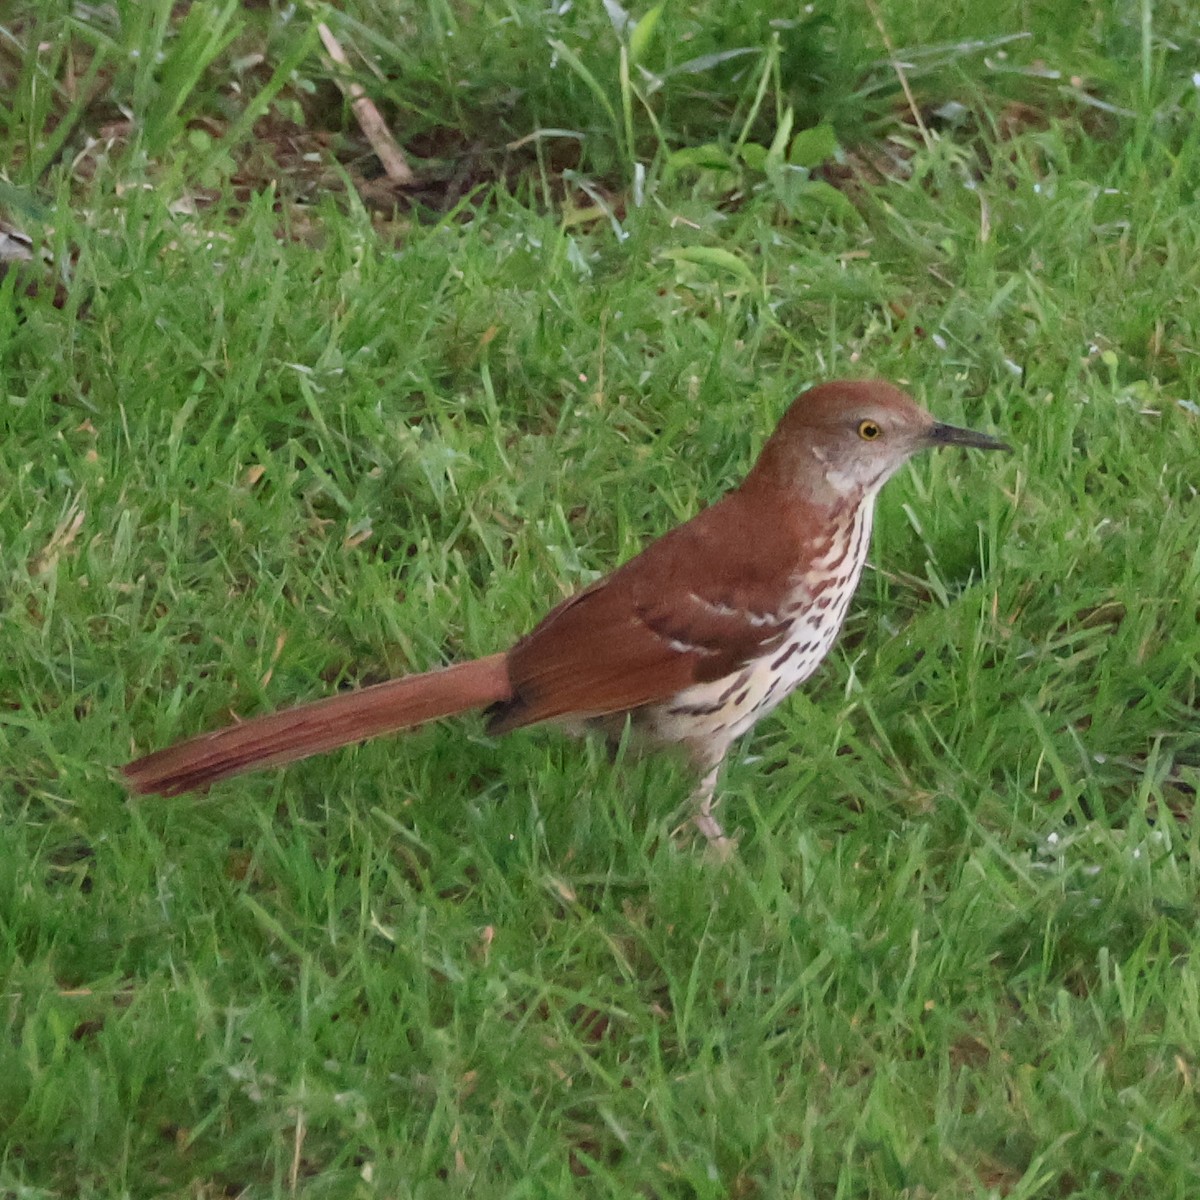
673 744 737 858
690 761 726 842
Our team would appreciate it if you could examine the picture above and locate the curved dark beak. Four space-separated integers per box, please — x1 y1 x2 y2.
927 422 1011 452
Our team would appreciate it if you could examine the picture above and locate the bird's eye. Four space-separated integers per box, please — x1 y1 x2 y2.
858 420 882 441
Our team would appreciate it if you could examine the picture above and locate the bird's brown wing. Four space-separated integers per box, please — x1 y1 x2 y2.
487 490 803 733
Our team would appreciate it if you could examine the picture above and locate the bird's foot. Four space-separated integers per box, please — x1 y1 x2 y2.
701 828 740 864
670 797 739 861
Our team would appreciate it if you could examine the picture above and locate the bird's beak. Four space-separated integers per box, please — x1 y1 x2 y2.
927 422 1011 452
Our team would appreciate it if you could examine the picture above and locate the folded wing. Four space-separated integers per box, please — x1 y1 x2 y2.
488 487 806 732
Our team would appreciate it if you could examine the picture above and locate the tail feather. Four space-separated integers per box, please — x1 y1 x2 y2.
123 653 512 797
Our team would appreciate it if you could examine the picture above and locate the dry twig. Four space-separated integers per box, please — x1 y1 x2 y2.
317 22 416 185
864 0 933 149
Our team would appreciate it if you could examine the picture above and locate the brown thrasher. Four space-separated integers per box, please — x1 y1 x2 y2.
123 380 1008 845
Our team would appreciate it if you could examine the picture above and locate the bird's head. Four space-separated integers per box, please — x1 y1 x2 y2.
751 379 1010 504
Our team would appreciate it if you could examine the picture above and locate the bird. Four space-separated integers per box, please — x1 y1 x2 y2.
123 379 1009 848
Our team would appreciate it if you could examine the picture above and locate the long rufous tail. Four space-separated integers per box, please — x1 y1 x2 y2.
122 654 512 797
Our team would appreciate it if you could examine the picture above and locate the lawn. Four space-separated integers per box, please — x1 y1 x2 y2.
1 0 1198 1195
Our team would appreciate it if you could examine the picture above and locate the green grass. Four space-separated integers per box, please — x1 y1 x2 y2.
2 0 1200 1195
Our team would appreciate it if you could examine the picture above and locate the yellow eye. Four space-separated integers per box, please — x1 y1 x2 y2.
858 419 882 441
